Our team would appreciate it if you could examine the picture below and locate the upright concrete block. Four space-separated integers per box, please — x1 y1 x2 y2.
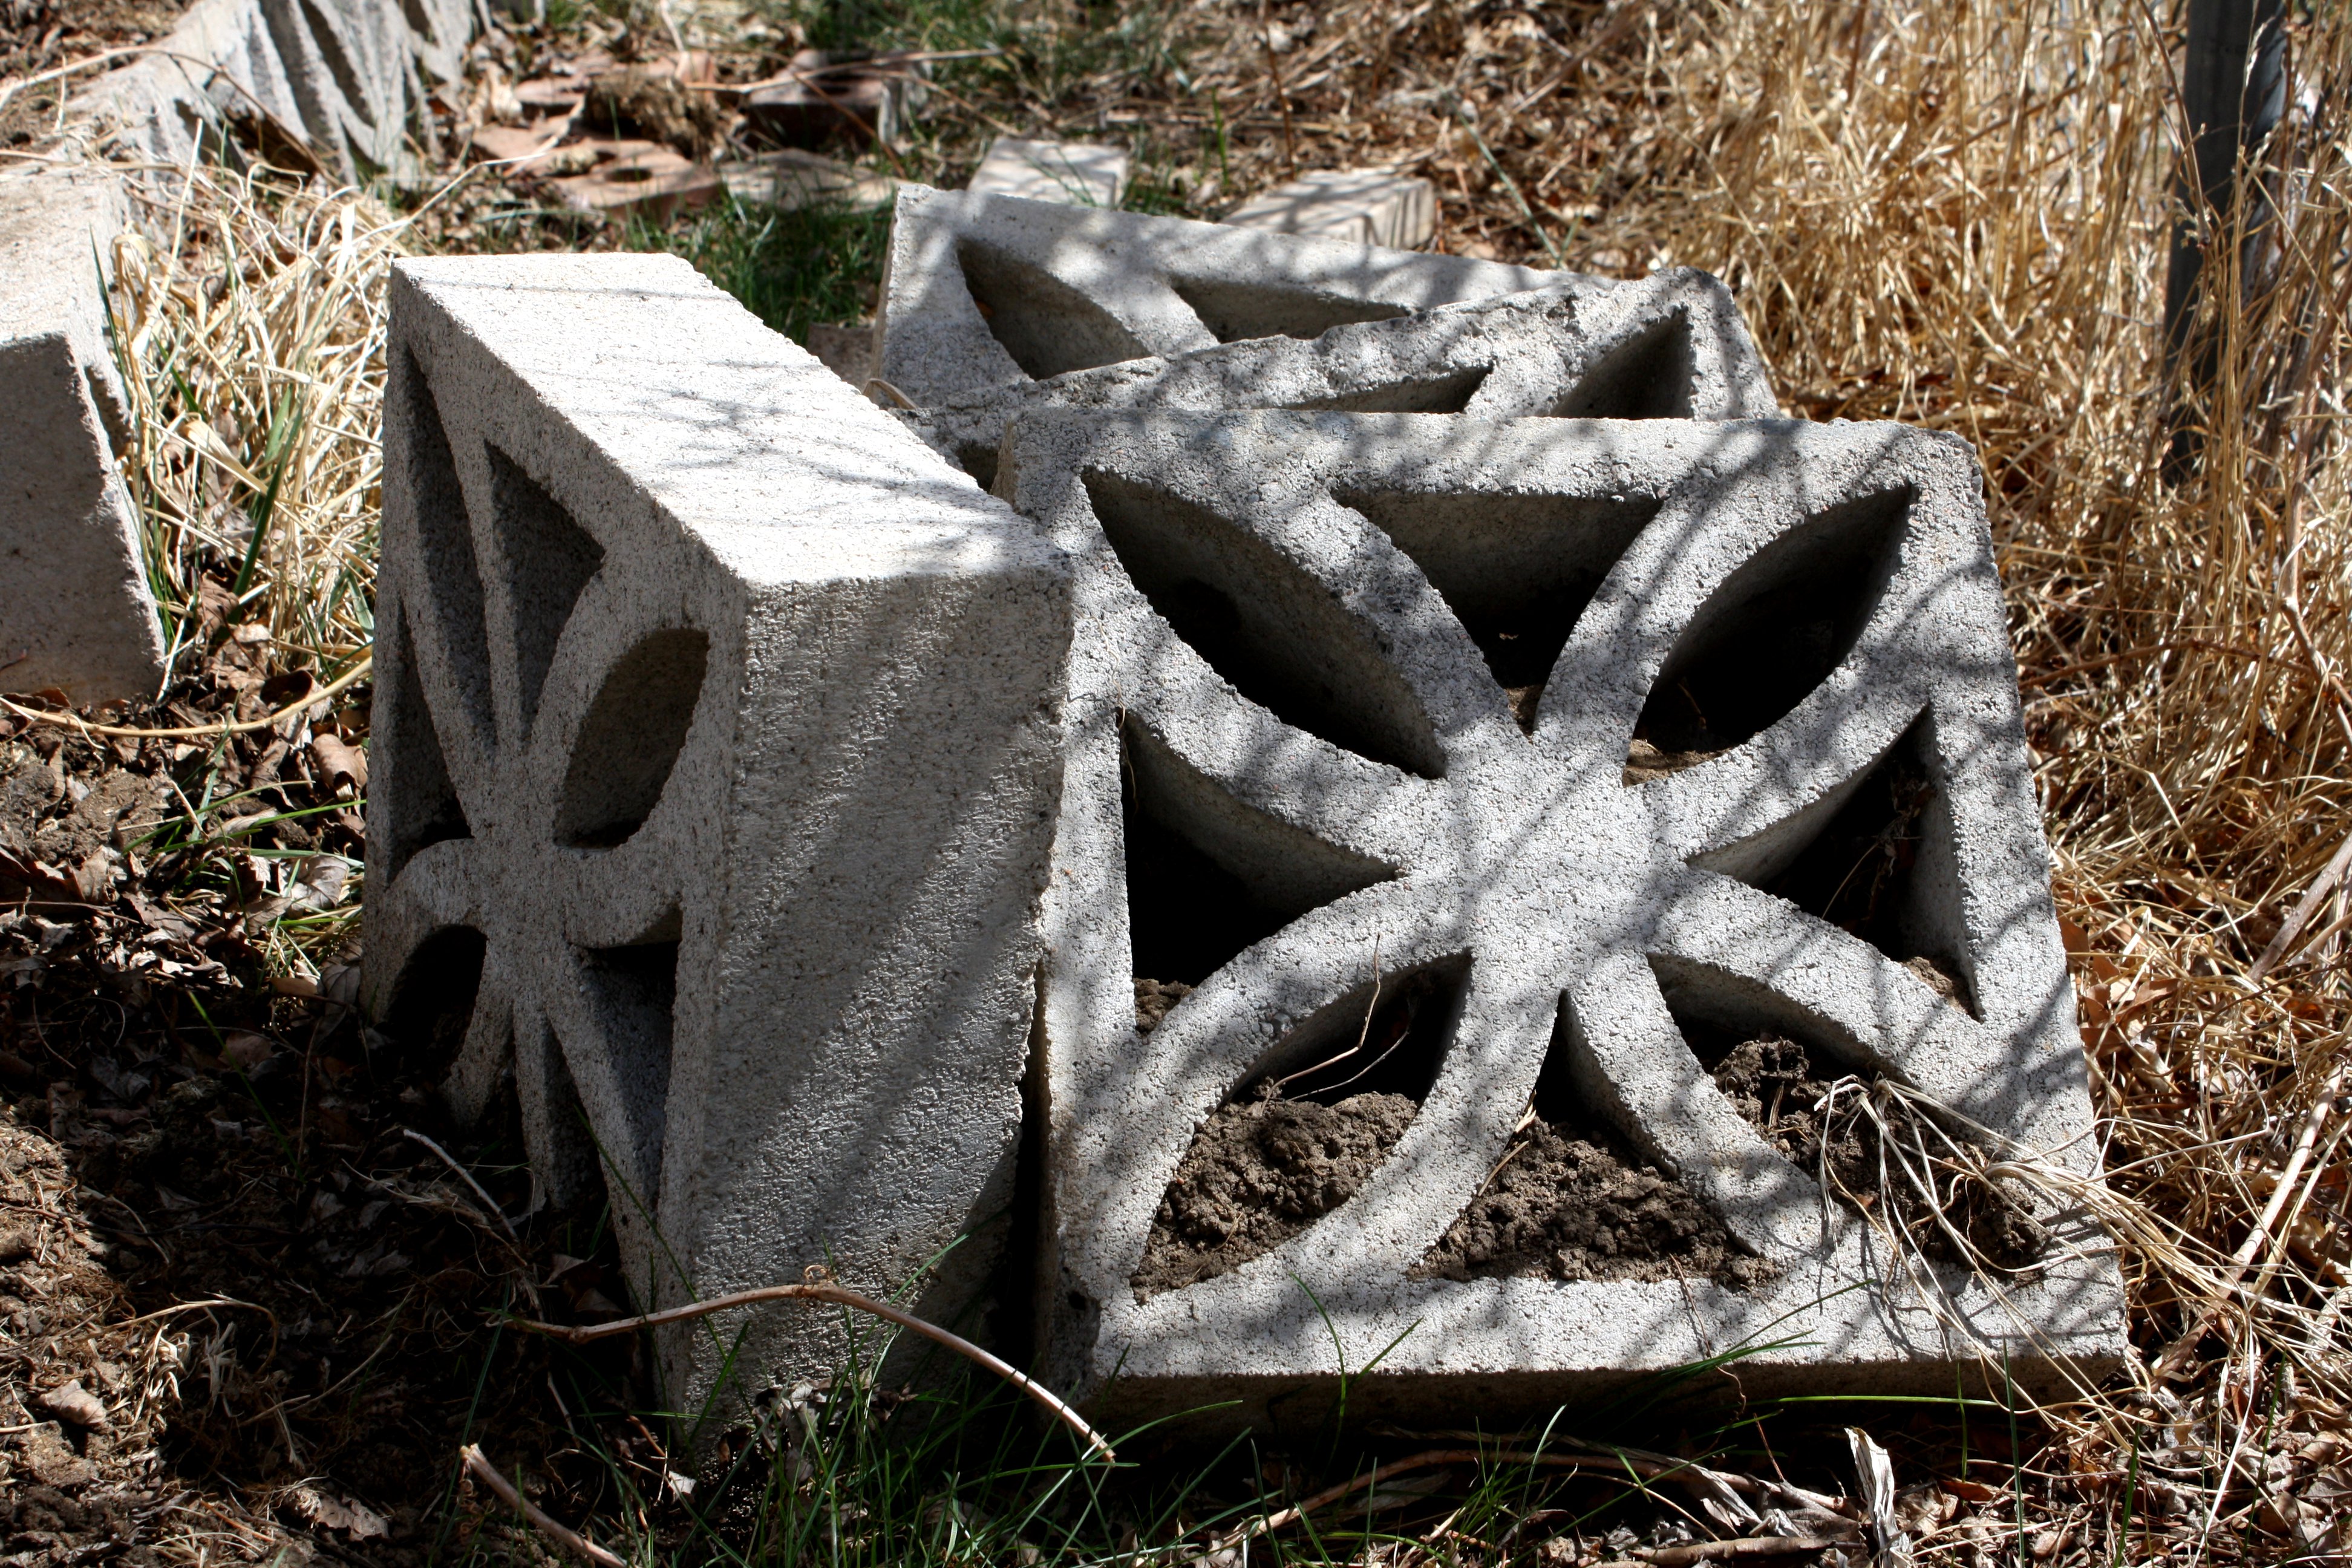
967 137 1129 208
0 168 166 704
362 253 1070 1419
906 273 1779 483
875 184 1606 407
1002 410 2123 1428
1224 169 1437 250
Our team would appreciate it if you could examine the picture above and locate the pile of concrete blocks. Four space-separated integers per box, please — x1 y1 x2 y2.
359 191 2120 1438
363 252 1068 1418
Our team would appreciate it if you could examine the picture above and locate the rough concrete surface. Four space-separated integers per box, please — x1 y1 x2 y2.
904 273 1779 484
1002 409 2124 1429
875 183 1606 407
967 137 1129 208
361 252 1070 1420
76 0 474 180
1224 168 1438 250
0 168 167 704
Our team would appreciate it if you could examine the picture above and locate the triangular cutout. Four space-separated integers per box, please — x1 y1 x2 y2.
1752 721 1981 1018
384 924 488 1083
1132 953 1466 1298
1123 717 1392 993
1282 365 1489 414
573 924 680 1197
379 604 474 883
396 350 497 746
1086 471 1445 776
1633 486 1910 758
955 238 1152 379
1334 488 1658 733
1549 311 1697 419
1166 275 1407 344
486 443 604 739
1411 991 1759 1285
556 629 708 848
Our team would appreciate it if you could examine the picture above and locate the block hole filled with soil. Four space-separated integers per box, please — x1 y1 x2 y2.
1755 721 1980 1017
1628 485 1910 772
1334 488 1658 734
1122 717 1392 998
1130 958 1465 1298
1414 995 1767 1287
1656 975 2048 1272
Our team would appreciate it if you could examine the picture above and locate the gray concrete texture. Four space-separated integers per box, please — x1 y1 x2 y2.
967 137 1129 209
77 0 474 180
361 252 1070 1419
1001 409 2124 1429
0 167 167 704
904 273 1779 485
874 183 1612 408
1223 168 1438 250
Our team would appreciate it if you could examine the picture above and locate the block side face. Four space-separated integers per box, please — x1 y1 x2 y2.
0 333 166 703
1007 410 2118 1424
366 255 1070 1439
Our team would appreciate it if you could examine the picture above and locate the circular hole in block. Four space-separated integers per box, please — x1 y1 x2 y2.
383 924 488 1082
555 628 709 848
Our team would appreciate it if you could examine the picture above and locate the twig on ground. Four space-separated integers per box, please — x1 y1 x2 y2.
1638 1539 1846 1566
512 1275 1115 1460
2 658 370 740
460 1443 625 1568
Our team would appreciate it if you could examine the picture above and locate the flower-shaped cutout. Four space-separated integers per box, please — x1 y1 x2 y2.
1007 410 2121 1416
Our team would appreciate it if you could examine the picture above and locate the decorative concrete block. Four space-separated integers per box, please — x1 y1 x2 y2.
0 168 166 704
362 253 1070 1419
906 272 1779 484
1000 409 2123 1428
1224 168 1437 250
875 184 1604 407
967 137 1128 209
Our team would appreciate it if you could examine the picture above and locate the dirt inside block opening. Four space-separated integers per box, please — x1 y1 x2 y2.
1414 1007 1766 1288
1684 1018 2048 1272
1130 967 1455 1298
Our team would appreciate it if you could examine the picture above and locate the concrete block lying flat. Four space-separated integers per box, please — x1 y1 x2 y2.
967 137 1128 209
0 168 166 704
1002 409 2123 1429
1224 168 1437 250
875 184 1607 407
362 253 1069 1421
907 272 1779 483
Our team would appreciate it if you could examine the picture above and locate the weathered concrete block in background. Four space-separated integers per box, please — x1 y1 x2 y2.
1002 409 2122 1429
362 253 1069 1420
906 271 1780 483
875 184 1602 407
1224 168 1437 250
968 136 1129 208
0 168 166 704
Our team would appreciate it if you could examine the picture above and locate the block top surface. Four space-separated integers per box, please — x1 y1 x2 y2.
394 253 1059 587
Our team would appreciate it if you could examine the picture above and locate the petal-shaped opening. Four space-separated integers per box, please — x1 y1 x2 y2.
382 924 488 1082
1633 486 1910 759
1414 992 1762 1285
1547 310 1697 419
486 443 604 740
1335 488 1657 733
1131 954 1467 1298
1124 717 1393 996
555 629 708 848
1086 469 1445 776
955 238 1152 379
1166 275 1406 344
376 604 474 883
1281 365 1489 414
393 349 496 748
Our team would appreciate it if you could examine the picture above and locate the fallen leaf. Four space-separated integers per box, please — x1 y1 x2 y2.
37 1380 107 1429
286 1482 390 1539
309 733 367 794
221 1030 275 1068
